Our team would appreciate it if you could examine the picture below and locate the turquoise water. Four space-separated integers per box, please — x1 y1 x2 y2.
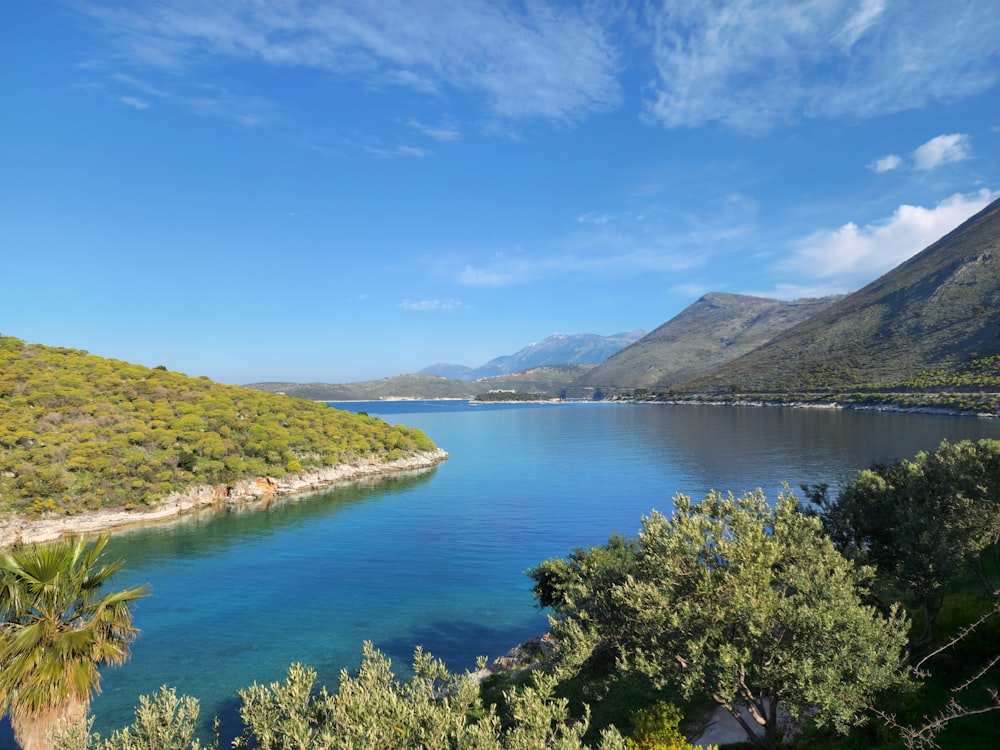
4 402 1000 746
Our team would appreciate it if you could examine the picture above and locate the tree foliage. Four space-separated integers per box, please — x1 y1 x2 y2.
60 643 637 749
0 335 438 517
624 701 713 750
806 438 1000 643
534 489 911 750
0 535 149 750
231 641 628 749
55 686 215 750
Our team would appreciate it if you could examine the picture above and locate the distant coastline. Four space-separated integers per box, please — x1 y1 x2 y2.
329 394 998 418
632 396 998 419
0 449 449 548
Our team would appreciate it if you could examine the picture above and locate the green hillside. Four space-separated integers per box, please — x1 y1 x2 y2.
246 374 480 401
577 293 841 392
0 336 438 519
247 365 598 401
671 199 1000 410
477 364 597 396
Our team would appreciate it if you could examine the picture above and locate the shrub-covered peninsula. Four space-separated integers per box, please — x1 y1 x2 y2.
0 335 445 544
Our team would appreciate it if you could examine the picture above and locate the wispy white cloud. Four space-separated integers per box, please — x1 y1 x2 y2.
119 95 150 110
406 118 460 142
643 0 1000 133
778 189 999 291
576 212 614 226
363 144 428 159
182 86 281 127
78 0 622 124
457 214 728 286
96 66 281 127
835 0 886 48
455 203 744 287
913 133 971 170
869 154 901 173
398 298 468 311
742 281 853 301
869 133 971 173
112 73 170 99
75 0 999 139
459 265 518 286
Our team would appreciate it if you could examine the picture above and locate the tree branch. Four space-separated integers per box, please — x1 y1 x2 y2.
913 600 1000 677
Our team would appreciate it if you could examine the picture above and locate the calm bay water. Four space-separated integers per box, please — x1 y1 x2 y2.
4 402 1000 746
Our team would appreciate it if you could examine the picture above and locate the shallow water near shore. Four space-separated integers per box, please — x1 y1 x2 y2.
4 401 1000 746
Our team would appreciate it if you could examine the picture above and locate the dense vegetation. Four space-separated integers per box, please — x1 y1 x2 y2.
530 489 912 750
524 440 999 750
805 438 1000 645
473 391 550 402
629 354 1000 414
0 336 437 518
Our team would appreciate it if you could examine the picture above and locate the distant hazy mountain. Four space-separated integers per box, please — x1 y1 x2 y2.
419 330 646 380
680 198 1000 393
577 294 842 390
416 363 474 380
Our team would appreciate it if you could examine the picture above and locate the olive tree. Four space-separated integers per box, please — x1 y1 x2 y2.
54 686 215 750
538 489 910 750
234 641 629 749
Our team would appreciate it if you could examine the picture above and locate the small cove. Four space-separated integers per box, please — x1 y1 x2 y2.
4 401 1000 746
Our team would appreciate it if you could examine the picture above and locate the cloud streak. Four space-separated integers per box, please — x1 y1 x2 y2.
79 0 621 124
454 205 743 287
119 95 150 110
398 299 468 311
643 0 1000 133
75 1 999 139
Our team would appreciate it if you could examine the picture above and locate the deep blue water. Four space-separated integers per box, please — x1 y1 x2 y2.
3 401 1000 746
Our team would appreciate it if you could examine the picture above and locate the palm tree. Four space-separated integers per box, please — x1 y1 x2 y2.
0 535 149 750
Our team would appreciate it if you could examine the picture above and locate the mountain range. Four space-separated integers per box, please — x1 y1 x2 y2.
247 199 1000 410
418 330 647 380
576 294 841 390
682 199 1000 394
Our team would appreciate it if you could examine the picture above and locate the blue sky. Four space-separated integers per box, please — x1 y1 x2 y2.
2 1 998 385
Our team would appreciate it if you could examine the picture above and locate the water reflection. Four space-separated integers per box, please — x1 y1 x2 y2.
106 468 440 567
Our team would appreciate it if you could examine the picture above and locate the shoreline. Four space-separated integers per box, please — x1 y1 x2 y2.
623 397 998 419
0 449 449 548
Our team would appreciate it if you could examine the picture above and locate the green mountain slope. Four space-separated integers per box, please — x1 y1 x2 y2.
248 365 597 401
577 293 841 391
678 199 1000 397
478 364 597 396
0 336 438 519
246 375 480 401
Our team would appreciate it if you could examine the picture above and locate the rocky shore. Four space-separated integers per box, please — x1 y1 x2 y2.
0 448 449 548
